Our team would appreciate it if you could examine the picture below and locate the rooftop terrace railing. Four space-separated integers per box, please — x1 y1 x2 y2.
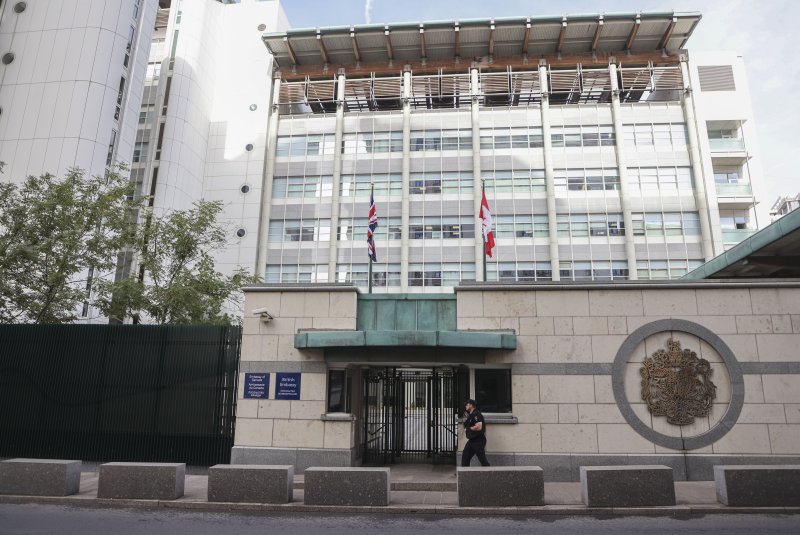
277 63 684 115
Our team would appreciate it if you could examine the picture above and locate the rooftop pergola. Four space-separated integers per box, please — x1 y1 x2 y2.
263 12 701 79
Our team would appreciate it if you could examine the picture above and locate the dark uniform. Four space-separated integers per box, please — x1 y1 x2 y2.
462 408 490 466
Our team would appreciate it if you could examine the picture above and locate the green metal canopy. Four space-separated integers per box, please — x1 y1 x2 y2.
293 294 516 350
683 208 800 279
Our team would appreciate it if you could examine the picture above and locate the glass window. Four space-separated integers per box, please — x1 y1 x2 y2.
488 262 551 282
408 263 474 286
474 369 512 413
327 370 351 413
132 141 148 163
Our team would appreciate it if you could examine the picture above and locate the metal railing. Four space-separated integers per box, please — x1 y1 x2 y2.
0 324 241 466
277 62 684 114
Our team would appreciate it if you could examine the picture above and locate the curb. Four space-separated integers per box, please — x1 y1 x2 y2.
2 495 799 517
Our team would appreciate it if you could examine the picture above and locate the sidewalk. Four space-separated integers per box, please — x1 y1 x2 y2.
1 464 798 516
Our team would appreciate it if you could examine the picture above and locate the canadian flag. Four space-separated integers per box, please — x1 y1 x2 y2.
480 190 495 258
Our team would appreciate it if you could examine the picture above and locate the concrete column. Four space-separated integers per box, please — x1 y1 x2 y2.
255 75 282 278
679 58 715 261
538 62 560 282
400 68 412 291
327 70 347 282
608 61 639 280
470 66 484 281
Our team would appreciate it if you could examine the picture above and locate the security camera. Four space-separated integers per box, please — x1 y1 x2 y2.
252 308 274 322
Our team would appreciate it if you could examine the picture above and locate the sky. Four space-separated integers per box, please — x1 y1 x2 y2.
280 0 798 209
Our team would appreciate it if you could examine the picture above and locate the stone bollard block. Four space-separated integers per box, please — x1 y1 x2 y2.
714 465 800 506
0 459 82 496
98 462 185 500
207 464 294 503
457 466 544 507
304 467 390 506
580 465 676 507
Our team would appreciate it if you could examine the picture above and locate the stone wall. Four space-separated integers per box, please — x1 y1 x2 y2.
232 286 358 469
456 283 800 478
234 282 800 479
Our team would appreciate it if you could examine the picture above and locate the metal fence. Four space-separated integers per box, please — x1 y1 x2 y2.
0 324 241 466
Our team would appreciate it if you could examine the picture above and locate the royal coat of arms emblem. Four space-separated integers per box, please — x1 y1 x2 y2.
640 339 717 426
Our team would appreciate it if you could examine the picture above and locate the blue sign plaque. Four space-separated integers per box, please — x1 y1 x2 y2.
275 373 301 400
244 373 269 399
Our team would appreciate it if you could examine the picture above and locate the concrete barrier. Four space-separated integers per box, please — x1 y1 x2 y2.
303 467 390 506
457 466 544 507
714 465 800 506
0 459 81 496
207 464 293 503
580 465 676 507
97 462 185 500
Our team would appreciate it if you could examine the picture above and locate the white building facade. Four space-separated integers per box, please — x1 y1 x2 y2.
0 0 156 181
131 0 289 280
257 14 766 292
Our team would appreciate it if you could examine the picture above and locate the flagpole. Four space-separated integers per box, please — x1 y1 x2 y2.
368 183 374 294
481 179 487 282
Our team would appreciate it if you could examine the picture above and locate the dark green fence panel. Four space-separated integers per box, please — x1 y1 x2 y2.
0 324 241 466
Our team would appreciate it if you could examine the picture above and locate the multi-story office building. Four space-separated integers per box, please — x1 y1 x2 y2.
257 13 765 292
0 0 156 183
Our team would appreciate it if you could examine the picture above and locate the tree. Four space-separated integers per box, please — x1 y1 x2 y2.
0 166 140 324
95 200 259 325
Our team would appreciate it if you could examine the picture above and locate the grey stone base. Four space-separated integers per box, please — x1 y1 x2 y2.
458 466 544 507
230 446 355 473
304 467 390 506
580 465 676 507
456 453 800 481
715 465 800 506
0 459 81 496
208 464 294 503
98 462 185 500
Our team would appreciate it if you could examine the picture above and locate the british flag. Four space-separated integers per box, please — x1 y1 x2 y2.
367 191 378 262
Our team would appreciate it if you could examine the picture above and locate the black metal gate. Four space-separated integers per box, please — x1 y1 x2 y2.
362 367 461 464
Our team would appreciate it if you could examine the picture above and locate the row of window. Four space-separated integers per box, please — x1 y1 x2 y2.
267 258 703 286
276 123 685 156
332 263 476 287
636 259 704 279
623 124 688 149
271 167 694 198
270 211 701 243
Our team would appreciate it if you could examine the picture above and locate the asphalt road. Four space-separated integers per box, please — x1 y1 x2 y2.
1 504 798 535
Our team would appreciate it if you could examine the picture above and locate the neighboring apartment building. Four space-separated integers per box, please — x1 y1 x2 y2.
770 194 800 221
258 13 766 292
0 0 156 183
131 0 289 280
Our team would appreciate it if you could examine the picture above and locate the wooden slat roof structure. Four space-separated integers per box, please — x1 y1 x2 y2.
263 12 701 69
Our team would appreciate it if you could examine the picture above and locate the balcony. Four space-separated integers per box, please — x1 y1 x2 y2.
709 138 746 151
722 228 757 244
715 183 754 208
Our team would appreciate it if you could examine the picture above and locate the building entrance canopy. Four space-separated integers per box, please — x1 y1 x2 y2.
293 294 516 350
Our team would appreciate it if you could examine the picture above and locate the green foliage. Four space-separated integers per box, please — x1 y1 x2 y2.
95 200 259 325
0 166 139 324
0 164 258 325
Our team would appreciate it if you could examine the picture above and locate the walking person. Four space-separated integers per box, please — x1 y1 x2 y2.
461 398 490 466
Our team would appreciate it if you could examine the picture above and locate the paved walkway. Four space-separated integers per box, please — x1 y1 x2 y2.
1 464 798 516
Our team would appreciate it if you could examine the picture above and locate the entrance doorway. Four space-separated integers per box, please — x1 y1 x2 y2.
362 367 464 465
